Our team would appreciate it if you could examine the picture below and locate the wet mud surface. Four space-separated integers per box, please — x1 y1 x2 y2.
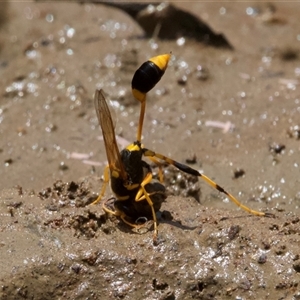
1 1 300 299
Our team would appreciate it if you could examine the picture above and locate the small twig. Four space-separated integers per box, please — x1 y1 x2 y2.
205 120 234 133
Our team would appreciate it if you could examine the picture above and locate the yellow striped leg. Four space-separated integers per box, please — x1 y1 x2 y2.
91 165 110 205
143 148 274 217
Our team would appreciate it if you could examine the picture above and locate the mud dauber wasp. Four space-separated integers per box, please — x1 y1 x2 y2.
93 54 273 242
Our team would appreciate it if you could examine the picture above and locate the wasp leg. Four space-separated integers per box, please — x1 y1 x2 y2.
143 148 274 218
134 189 166 202
102 198 150 230
147 156 164 183
119 214 150 230
91 165 110 205
135 172 159 240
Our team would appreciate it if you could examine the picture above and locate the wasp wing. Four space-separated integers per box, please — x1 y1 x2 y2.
94 89 127 181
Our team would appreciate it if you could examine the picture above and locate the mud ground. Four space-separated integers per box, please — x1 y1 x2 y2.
1 1 300 299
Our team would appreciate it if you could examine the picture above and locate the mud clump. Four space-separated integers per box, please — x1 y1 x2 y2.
1 179 300 299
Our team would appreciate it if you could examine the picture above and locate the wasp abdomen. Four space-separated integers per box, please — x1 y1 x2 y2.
132 61 165 94
131 54 170 102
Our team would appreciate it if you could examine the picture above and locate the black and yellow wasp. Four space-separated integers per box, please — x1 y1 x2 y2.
93 54 273 241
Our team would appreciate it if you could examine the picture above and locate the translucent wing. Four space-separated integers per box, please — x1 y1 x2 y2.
94 89 127 180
